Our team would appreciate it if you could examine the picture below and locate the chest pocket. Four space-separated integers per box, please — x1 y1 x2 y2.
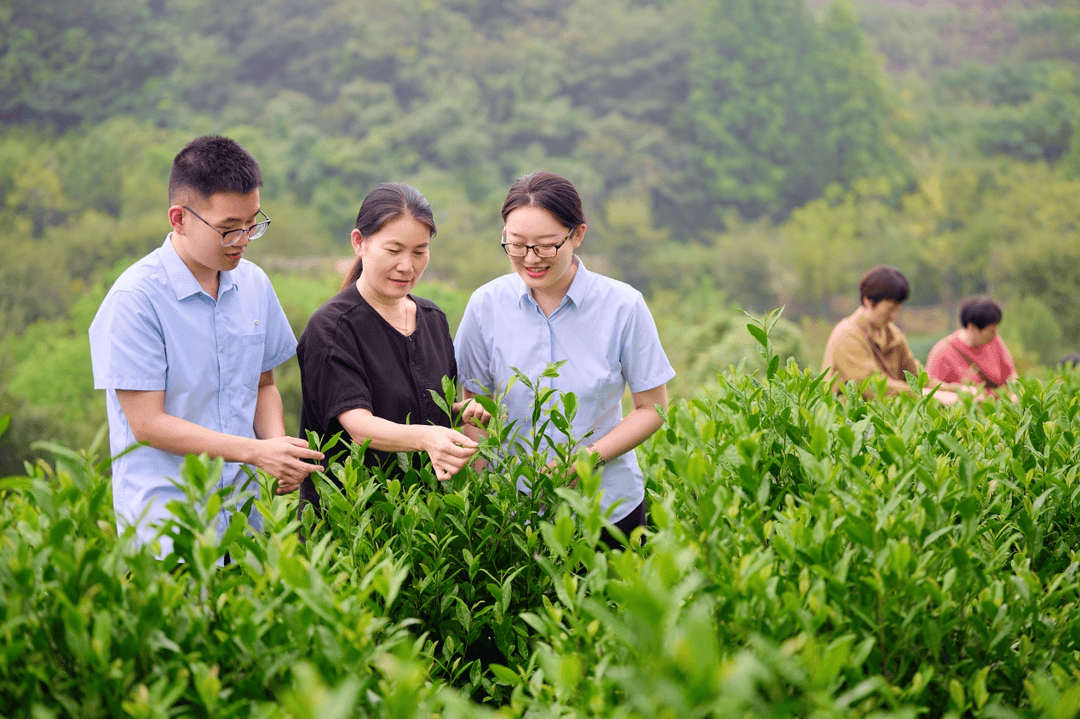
237 331 267 389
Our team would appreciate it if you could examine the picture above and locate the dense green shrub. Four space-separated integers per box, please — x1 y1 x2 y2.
491 320 1080 717
0 434 495 718
299 370 585 702
1011 295 1064 366
6 323 1080 717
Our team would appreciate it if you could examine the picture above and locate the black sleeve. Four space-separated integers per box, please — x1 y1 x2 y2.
441 309 458 385
299 312 374 434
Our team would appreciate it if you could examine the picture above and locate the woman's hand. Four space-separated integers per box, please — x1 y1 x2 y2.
544 458 578 489
453 399 491 428
455 397 491 471
338 408 480 480
934 389 960 405
420 425 479 480
923 385 964 404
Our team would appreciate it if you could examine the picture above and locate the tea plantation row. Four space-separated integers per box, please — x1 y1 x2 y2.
4 346 1080 717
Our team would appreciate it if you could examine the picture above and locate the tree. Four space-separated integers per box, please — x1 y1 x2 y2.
1013 0 1080 65
974 65 1080 162
677 0 904 225
1010 296 1064 365
0 287 106 472
0 0 173 125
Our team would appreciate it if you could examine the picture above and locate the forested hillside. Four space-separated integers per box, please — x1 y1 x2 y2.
2 0 1080 472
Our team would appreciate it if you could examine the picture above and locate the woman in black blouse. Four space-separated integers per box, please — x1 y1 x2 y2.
297 183 486 507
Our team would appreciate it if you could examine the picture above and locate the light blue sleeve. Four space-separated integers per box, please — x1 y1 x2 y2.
454 292 494 396
260 275 298 372
621 293 676 394
89 288 168 391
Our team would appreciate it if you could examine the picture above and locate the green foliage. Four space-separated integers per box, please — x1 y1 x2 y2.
0 0 173 123
1064 115 1080 180
0 120 174 335
2 0 900 244
653 284 808 397
994 175 1080 345
4 0 1080 369
509 336 1080 717
10 324 1080 716
1014 1 1080 64
678 0 906 224
1012 296 1064 366
715 160 1080 338
0 286 107 475
300 368 589 701
971 65 1080 163
0 444 500 718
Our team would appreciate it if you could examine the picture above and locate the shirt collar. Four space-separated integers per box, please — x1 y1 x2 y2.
565 256 591 307
161 233 236 301
852 308 903 351
515 256 592 311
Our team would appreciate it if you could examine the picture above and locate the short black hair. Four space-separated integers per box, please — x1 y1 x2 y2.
859 266 910 305
959 297 1003 330
168 136 262 204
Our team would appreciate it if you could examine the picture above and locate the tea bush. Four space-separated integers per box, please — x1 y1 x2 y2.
0 434 497 719
6 324 1080 717
498 320 1080 718
299 370 584 702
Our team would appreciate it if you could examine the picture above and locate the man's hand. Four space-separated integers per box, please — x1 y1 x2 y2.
117 388 323 495
250 436 324 494
453 399 492 428
420 426 479 481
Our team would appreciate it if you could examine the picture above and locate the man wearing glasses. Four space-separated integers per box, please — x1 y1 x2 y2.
89 135 323 559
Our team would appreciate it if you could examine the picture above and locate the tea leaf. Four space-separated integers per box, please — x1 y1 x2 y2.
746 323 769 350
489 663 521 686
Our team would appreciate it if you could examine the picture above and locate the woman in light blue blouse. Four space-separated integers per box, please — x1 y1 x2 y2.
454 171 675 548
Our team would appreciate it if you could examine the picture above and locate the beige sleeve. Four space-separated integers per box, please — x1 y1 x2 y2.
898 338 921 378
883 338 922 395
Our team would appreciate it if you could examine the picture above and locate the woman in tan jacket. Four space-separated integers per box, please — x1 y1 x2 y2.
823 266 958 403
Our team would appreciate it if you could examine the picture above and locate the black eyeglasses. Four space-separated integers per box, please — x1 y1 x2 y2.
184 206 271 247
501 228 575 259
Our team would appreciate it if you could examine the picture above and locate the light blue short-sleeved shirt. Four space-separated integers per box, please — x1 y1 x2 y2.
89 235 297 553
454 258 675 523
